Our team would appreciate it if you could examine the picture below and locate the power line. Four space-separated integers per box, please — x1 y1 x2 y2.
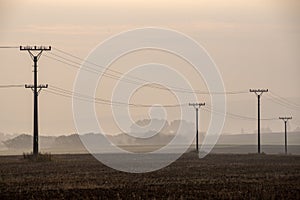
47 87 128 107
45 54 218 94
266 97 300 112
51 48 184 89
52 47 172 87
266 92 300 111
45 89 115 106
203 104 277 121
266 97 298 111
0 46 19 49
269 93 298 108
47 85 187 108
0 84 24 88
48 84 283 121
2 45 300 151
51 47 248 95
47 84 280 121
44 54 150 87
270 91 300 107
0 47 289 125
47 88 185 108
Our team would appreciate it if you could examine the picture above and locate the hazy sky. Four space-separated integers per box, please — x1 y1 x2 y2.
0 0 299 136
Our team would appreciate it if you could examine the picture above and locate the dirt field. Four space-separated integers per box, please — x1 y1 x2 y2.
0 153 299 199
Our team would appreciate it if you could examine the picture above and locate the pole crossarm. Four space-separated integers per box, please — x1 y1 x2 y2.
25 84 48 94
279 117 292 122
249 89 268 96
189 103 205 109
20 46 51 60
20 46 51 51
25 84 48 88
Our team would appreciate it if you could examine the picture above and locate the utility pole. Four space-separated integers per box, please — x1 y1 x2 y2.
189 102 205 152
249 89 268 154
279 117 292 155
20 46 51 156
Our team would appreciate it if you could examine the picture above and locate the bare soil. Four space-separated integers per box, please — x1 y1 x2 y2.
0 153 299 199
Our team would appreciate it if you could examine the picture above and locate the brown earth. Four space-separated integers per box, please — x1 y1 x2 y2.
0 153 299 199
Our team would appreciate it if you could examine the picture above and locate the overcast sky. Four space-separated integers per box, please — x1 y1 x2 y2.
0 0 299 136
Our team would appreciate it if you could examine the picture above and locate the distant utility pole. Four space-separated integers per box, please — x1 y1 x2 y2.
20 46 51 156
279 117 292 155
249 89 268 154
189 102 205 152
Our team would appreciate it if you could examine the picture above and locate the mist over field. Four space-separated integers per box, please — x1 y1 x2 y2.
1 129 300 155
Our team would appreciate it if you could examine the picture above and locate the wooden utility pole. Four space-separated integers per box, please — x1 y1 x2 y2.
20 46 51 155
279 116 292 155
189 103 205 152
250 89 268 154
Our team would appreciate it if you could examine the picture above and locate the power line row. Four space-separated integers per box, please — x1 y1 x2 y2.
1 47 299 122
47 48 249 95
46 84 279 122
47 85 187 108
0 82 296 122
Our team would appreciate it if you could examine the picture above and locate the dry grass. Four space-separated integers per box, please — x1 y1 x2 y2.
23 152 52 162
